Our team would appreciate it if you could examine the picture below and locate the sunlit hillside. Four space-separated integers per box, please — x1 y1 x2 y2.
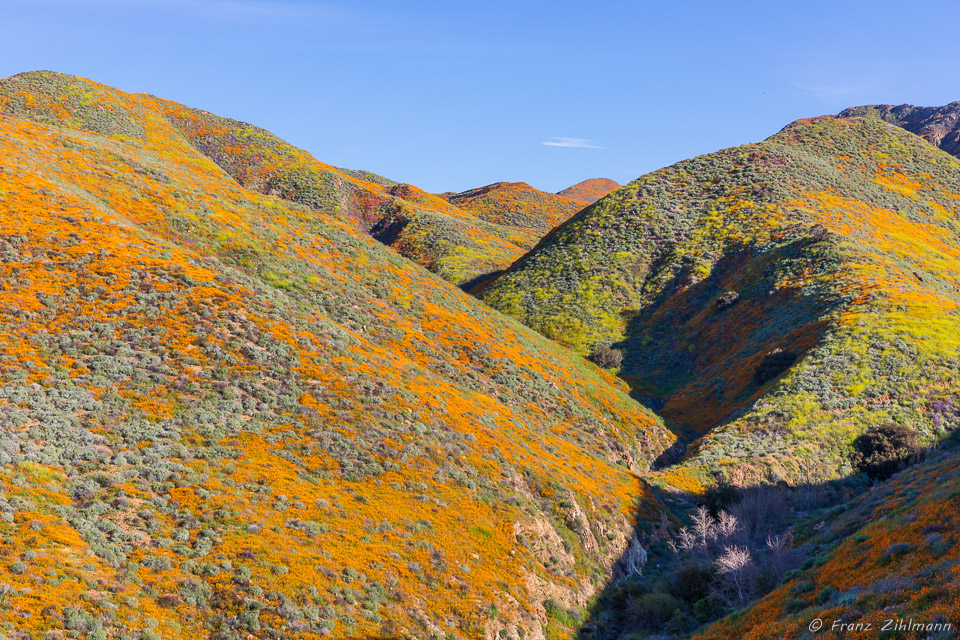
0 71 580 289
481 115 960 488
0 71 674 639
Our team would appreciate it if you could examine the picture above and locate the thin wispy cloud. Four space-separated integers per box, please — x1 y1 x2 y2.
542 137 603 149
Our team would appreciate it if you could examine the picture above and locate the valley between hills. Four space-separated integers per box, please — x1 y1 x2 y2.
1 70 959 640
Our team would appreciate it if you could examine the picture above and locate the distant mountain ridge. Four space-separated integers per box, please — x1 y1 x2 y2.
556 178 620 204
0 71 578 289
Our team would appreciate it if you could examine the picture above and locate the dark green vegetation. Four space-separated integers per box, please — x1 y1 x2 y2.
850 423 924 481
692 434 960 640
582 476 866 639
581 430 949 640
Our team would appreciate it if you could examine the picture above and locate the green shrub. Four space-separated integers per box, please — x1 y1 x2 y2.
588 345 623 369
667 608 694 633
784 598 807 614
670 565 714 604
693 595 725 623
926 533 952 557
627 592 683 628
791 580 815 595
879 542 911 565
700 476 741 514
850 423 923 481
817 586 839 604
781 569 802 582
543 599 580 627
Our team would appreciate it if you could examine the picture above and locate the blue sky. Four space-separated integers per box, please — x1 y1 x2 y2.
3 0 960 193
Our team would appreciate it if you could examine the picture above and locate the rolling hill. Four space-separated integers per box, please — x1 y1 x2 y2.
476 112 960 640
0 71 675 639
556 179 620 205
6 69 960 640
479 114 960 489
434 181 585 288
0 71 576 290
441 182 584 248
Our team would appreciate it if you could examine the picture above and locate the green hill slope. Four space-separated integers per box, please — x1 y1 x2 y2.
480 115 960 486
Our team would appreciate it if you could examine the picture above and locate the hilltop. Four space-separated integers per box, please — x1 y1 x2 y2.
842 101 960 157
480 114 960 488
441 182 583 244
556 178 620 204
0 71 674 639
436 181 584 288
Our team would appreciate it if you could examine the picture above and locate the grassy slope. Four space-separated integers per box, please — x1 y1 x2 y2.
481 115 960 487
0 72 675 639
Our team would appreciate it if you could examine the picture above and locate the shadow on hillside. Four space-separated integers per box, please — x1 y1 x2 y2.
574 471 870 640
616 235 845 439
461 269 505 294
370 213 409 246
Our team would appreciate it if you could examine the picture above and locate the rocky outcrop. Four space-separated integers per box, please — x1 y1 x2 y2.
840 102 960 157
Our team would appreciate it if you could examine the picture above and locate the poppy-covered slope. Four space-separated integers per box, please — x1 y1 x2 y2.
0 71 580 288
0 71 676 639
556 179 620 205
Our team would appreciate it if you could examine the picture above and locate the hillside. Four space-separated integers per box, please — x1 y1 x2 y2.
0 71 676 639
479 114 960 488
441 182 584 245
842 101 960 158
695 436 960 640
0 71 565 289
556 179 620 204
